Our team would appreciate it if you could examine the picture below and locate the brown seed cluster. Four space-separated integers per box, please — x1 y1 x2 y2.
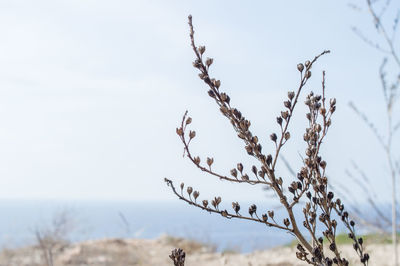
169 248 185 266
165 15 369 266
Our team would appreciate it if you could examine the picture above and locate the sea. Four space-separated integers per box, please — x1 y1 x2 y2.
0 200 376 253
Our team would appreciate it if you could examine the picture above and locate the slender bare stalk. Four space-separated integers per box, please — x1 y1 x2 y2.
347 1 400 265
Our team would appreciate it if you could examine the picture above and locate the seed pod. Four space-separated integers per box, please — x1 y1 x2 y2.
232 202 240 213
281 111 289 120
207 157 214 167
276 117 283 125
186 117 192 125
284 132 290 140
262 214 268 222
187 186 193 196
194 156 200 165
268 210 274 219
202 200 208 208
241 174 249 181
288 91 295 100
180 183 184 190
205 57 213 67
198 46 206 55
248 204 257 217
270 133 277 142
176 127 184 136
305 60 310 67
193 191 199 201
297 63 304 72
283 218 290 227
237 163 243 173
189 130 196 139
305 70 312 79
230 168 238 178
252 165 257 176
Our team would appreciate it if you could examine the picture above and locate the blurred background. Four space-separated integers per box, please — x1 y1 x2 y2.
0 0 399 254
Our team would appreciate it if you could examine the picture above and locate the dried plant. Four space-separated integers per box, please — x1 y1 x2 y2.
34 210 74 266
165 15 369 265
335 0 400 264
169 248 186 266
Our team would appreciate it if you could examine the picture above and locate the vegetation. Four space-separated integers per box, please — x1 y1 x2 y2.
166 15 370 265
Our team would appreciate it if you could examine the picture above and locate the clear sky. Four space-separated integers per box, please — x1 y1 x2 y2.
0 0 398 203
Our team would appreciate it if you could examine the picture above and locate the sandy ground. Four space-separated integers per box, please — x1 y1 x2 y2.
0 235 396 266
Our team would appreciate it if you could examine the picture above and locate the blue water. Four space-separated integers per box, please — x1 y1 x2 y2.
0 200 377 253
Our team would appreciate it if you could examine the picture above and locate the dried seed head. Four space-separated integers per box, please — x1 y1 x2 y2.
284 101 291 109
297 63 304 72
186 117 192 125
305 60 310 67
189 130 196 139
237 163 243 173
248 204 257 217
268 210 274 219
252 165 257 176
283 218 290 227
198 46 205 55
270 133 277 142
241 174 249 181
276 116 283 125
305 70 312 79
192 59 201 69
232 202 240 213
220 93 227 101
284 132 290 140
214 79 221 89
194 156 200 165
176 127 184 136
207 157 214 167
262 214 268 222
205 57 213 67
327 191 334 200
220 106 229 114
186 187 193 196
180 182 184 190
193 191 199 200
230 168 238 178
266 154 272 166
202 200 208 208
208 89 215 98
288 91 295 100
281 111 289 120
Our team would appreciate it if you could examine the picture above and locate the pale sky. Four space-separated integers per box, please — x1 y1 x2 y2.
0 0 398 203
